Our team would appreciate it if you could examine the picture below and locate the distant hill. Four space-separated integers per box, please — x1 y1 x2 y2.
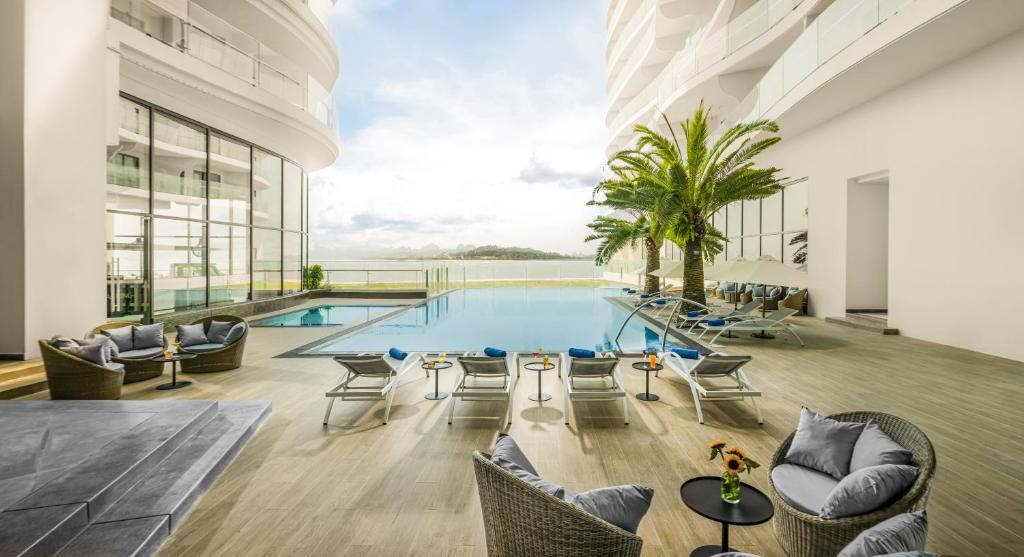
445 245 584 260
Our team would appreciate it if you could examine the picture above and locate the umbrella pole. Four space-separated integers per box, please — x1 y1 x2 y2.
752 283 776 339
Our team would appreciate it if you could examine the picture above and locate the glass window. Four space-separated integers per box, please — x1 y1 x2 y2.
743 199 760 236
283 161 302 230
209 133 250 224
106 212 148 321
784 181 808 231
743 236 760 259
301 173 308 233
153 113 207 220
726 237 740 261
253 150 282 228
253 228 281 299
726 203 742 237
762 193 782 234
762 233 783 260
209 224 249 305
152 218 206 313
107 98 150 213
283 231 302 294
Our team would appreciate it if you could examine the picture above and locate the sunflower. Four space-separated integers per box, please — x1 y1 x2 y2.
725 447 747 459
724 454 746 474
708 439 727 450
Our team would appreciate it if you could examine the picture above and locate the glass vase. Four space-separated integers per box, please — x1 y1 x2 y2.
721 471 741 504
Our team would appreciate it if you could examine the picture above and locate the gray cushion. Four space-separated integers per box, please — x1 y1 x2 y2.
874 552 936 557
206 320 235 344
175 323 208 347
568 484 654 534
711 553 760 557
50 336 79 349
491 455 567 500
820 464 918 519
184 343 225 353
118 346 165 359
77 336 119 361
60 343 107 365
770 463 839 515
491 434 539 476
784 407 866 479
100 327 134 352
132 323 165 349
224 321 247 344
850 420 912 472
838 511 928 557
105 362 126 373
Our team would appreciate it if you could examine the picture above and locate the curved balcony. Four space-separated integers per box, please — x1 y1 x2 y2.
607 0 656 71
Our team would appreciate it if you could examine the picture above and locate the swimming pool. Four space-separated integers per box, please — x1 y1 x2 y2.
303 287 700 354
253 304 400 327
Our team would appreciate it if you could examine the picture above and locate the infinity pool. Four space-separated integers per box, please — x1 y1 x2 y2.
305 287 698 354
253 305 400 327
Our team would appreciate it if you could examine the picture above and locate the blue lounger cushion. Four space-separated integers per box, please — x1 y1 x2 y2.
568 347 596 358
484 347 507 357
686 310 701 318
388 347 409 360
672 348 700 360
707 319 727 327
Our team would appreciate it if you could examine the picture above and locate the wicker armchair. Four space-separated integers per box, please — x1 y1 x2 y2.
179 315 248 373
38 340 124 400
472 451 642 557
779 288 808 316
89 322 166 383
769 411 936 557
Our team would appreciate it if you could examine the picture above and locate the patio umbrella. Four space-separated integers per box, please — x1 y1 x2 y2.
703 258 749 309
650 260 685 278
722 255 808 338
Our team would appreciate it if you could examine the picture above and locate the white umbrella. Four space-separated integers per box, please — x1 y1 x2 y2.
704 257 748 282
719 256 808 336
650 260 685 278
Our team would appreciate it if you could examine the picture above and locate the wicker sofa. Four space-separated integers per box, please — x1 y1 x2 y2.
89 322 167 384
38 340 124 400
178 315 248 373
472 451 642 557
769 411 936 557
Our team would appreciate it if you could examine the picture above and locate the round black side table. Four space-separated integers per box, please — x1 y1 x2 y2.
522 361 555 402
151 352 197 391
421 360 453 400
631 361 663 401
679 476 774 557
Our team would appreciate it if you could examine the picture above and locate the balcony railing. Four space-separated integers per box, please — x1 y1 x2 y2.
302 0 333 28
608 0 656 68
111 0 337 129
732 0 914 125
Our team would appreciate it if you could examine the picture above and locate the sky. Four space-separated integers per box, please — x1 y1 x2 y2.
310 0 609 259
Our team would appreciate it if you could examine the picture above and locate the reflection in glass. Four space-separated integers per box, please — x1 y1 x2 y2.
210 134 250 224
253 228 282 299
253 150 282 228
726 202 742 237
283 231 302 294
762 193 782 234
210 224 249 305
743 236 760 259
106 212 147 321
283 161 302 230
107 98 151 212
153 113 207 220
784 181 808 230
743 199 761 236
153 218 207 313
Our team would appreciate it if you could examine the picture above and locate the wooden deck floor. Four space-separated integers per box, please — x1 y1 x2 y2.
77 307 1022 556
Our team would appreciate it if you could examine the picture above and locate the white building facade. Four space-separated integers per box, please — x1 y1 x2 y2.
605 0 1024 361
0 0 340 358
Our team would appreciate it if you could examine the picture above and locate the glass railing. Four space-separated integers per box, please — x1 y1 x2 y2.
727 0 805 54
110 0 337 129
609 74 661 136
733 0 914 125
608 0 656 67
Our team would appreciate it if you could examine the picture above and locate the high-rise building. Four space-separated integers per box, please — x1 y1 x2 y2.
605 0 1024 361
0 0 340 359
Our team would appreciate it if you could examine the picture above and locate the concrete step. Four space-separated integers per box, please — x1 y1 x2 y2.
0 373 48 400
0 360 45 382
825 314 899 335
55 516 168 557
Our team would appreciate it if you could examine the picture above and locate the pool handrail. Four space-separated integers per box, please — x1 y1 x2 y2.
614 296 713 352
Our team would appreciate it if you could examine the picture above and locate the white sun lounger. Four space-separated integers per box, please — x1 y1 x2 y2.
697 308 805 347
560 351 629 426
324 351 424 425
661 351 763 424
678 300 761 334
450 352 519 425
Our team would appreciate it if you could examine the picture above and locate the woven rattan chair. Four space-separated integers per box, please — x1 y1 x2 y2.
779 288 808 315
179 315 248 373
472 451 642 556
89 322 166 383
38 340 124 400
769 411 936 557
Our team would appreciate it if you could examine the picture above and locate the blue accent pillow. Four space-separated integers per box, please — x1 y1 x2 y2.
672 348 700 360
653 300 667 305
388 347 408 360
484 347 507 358
686 310 700 318
723 282 735 291
707 319 727 327
568 347 596 358
753 286 765 297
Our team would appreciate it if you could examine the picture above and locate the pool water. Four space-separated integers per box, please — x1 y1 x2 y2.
307 287 696 354
253 305 400 327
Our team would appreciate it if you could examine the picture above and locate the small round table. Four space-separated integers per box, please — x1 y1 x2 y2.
631 361 663 401
680 476 774 557
523 361 555 402
151 352 197 391
421 361 453 400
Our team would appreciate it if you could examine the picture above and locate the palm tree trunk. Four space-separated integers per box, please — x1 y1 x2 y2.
682 237 706 307
643 237 660 295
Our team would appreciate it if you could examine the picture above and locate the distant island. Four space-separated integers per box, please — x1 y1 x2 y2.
436 245 585 260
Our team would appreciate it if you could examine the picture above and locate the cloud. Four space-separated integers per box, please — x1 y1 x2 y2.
519 153 603 189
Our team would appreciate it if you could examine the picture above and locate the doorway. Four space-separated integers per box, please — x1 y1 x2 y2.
846 171 889 315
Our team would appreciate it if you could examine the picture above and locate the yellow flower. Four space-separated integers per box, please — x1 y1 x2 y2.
708 439 727 450
724 454 746 474
725 447 747 459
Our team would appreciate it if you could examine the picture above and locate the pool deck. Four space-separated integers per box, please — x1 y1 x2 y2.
23 295 1024 556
